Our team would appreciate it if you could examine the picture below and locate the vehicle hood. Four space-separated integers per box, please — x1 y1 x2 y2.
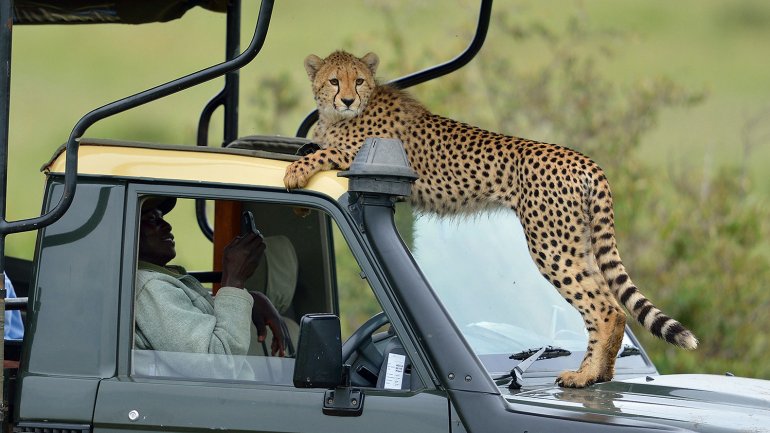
504 374 770 432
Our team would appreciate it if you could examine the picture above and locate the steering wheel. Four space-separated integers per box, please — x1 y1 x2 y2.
341 312 390 387
341 311 390 362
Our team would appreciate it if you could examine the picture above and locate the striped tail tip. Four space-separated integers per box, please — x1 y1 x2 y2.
656 319 698 350
675 330 698 350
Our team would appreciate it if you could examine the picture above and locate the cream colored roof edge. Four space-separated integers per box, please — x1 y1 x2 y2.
41 137 304 170
43 138 349 199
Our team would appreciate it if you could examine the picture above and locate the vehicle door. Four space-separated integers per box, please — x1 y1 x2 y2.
91 185 450 433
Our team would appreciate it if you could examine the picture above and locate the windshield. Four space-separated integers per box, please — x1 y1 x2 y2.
403 206 647 376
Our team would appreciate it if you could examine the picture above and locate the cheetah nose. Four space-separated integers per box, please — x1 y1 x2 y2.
341 98 355 108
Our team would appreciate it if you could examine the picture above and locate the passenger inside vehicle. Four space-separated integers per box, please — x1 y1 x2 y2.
134 196 286 357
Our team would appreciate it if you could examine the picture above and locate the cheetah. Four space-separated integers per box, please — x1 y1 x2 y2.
284 50 698 388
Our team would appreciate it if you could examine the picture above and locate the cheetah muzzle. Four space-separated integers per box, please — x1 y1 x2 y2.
284 50 698 388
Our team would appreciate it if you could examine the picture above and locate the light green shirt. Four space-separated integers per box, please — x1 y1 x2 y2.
135 261 254 355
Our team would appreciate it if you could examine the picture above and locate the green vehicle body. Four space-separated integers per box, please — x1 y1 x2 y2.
0 140 765 433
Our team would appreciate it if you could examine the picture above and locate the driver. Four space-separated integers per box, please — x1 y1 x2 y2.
134 196 285 356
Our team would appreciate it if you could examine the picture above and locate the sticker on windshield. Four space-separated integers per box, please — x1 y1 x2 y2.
383 353 406 389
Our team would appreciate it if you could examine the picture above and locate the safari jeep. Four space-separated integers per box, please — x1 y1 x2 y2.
2 1 769 433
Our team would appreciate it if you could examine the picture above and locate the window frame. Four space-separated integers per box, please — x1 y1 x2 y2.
118 181 438 391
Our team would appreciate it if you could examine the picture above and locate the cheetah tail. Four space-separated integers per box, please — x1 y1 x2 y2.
589 195 698 351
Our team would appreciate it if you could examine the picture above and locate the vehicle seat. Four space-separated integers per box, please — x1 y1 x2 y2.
246 235 300 355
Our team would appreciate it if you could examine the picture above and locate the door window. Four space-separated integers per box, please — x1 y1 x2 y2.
130 196 394 387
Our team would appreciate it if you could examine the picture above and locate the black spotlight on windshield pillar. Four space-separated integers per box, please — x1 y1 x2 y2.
338 137 418 199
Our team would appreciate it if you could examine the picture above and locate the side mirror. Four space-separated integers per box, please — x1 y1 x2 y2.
293 313 343 388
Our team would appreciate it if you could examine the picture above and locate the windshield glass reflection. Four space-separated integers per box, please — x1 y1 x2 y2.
410 209 589 356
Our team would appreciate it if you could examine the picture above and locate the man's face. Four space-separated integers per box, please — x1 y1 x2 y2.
138 208 176 266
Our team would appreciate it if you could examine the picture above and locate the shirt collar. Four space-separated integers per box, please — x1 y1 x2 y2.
137 260 187 278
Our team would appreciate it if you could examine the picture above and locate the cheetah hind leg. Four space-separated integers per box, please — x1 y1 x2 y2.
591 271 627 383
556 306 626 387
553 280 627 388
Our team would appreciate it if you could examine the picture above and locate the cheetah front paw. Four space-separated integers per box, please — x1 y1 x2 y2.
555 370 601 388
283 160 314 190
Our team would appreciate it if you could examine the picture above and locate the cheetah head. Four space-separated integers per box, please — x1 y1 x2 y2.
304 51 379 122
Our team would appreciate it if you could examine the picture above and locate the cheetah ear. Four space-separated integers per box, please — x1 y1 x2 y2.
304 54 324 81
361 52 379 75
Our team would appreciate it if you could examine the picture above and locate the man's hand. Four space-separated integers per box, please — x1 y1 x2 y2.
249 291 286 357
221 232 266 289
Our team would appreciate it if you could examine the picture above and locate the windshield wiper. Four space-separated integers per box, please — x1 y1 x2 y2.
493 346 572 389
509 345 572 361
617 344 641 358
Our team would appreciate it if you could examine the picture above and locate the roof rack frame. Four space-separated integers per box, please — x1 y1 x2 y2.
0 0 273 282
0 0 15 274
195 0 243 242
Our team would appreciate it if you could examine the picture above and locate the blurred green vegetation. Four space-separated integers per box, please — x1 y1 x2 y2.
6 1 770 377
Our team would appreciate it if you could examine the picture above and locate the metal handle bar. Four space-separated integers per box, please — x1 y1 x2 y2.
0 0 274 235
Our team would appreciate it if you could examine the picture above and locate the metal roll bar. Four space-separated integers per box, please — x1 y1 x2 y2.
197 0 242 150
0 0 273 241
295 0 493 138
195 0 244 242
0 0 14 269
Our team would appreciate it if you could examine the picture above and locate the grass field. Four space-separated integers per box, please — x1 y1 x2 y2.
6 0 770 256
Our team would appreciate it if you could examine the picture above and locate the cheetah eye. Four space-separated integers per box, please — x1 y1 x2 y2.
329 78 339 86
355 78 364 86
